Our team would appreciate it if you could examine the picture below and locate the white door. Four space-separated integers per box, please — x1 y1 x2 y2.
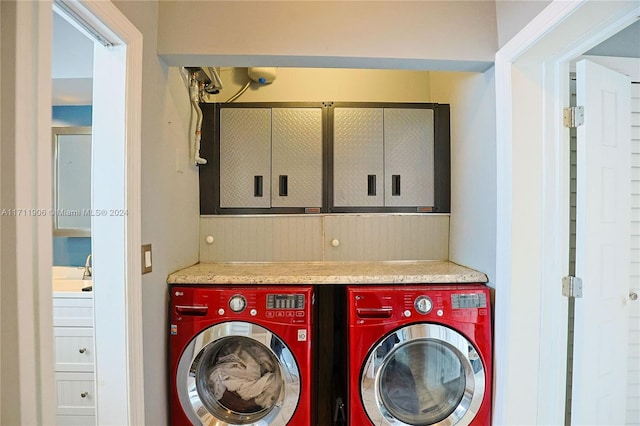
572 59 631 425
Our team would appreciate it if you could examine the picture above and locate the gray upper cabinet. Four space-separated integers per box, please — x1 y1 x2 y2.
220 108 272 208
333 108 384 207
333 107 435 208
271 108 323 208
383 108 434 207
219 106 323 210
202 102 448 215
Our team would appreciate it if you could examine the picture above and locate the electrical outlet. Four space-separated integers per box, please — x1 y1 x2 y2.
141 244 152 274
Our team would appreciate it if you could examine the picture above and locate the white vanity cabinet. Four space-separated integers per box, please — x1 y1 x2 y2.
52 292 95 425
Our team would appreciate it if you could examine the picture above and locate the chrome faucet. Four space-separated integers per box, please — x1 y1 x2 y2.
83 254 92 279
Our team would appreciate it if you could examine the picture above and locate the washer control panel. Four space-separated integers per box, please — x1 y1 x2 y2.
267 294 305 310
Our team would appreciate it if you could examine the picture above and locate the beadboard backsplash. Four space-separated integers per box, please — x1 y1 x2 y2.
200 214 449 262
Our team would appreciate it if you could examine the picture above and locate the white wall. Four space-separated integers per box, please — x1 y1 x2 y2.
206 67 432 103
1 1 56 424
52 13 93 106
111 2 199 425
158 1 496 72
494 0 551 48
430 70 497 286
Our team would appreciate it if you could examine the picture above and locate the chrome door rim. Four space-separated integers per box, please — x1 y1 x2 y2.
361 323 485 426
176 321 301 426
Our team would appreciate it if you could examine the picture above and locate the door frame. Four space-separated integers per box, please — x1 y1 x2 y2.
494 1 640 424
8 0 144 424
57 1 144 424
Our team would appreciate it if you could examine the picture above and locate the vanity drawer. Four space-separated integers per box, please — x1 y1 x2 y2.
53 297 93 327
55 372 95 416
56 415 96 426
54 327 94 372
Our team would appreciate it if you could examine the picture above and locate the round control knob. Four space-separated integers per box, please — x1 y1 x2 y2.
250 309 258 316
403 310 412 317
436 309 444 317
414 295 433 314
205 235 214 244
331 239 340 247
218 308 225 315
229 295 247 313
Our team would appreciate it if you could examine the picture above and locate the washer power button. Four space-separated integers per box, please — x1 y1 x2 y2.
414 296 433 314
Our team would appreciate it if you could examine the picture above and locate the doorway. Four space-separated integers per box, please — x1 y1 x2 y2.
50 1 145 424
494 2 640 424
569 53 639 425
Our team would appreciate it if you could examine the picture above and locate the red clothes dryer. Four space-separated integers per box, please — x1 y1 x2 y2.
169 285 314 426
347 284 492 426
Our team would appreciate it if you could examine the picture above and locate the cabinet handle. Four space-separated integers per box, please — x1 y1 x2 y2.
392 174 401 196
279 175 288 196
79 348 86 354
367 175 376 196
80 392 88 398
254 176 263 197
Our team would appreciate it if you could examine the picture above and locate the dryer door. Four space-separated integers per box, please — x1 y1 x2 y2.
361 323 485 426
176 321 301 426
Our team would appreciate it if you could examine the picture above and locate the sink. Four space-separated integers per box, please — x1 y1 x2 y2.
53 279 92 293
52 267 92 292
52 266 86 280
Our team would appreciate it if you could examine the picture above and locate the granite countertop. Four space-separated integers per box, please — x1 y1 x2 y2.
167 261 488 285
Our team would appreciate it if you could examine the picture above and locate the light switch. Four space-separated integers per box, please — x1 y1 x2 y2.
141 244 152 274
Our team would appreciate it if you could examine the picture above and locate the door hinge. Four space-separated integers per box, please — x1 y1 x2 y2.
563 106 584 128
562 276 583 298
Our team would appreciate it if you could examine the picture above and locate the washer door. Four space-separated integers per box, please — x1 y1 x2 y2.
361 323 485 426
176 322 301 426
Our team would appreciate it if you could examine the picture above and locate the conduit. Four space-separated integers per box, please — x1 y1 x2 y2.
189 74 207 165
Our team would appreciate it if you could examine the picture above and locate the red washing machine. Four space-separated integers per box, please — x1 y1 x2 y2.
169 285 314 426
347 284 492 426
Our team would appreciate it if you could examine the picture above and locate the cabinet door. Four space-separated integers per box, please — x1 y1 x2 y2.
219 108 271 208
271 108 323 208
333 108 384 207
383 108 435 207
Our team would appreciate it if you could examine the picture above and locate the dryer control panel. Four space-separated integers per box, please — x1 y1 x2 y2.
349 284 490 326
452 293 487 309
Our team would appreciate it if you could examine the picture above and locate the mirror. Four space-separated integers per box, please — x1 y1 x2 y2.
52 126 91 237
